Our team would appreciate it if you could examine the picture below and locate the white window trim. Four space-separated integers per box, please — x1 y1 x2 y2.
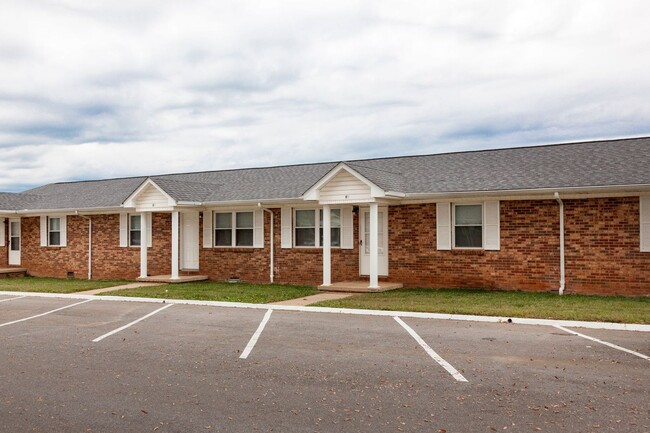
293 208 342 248
48 217 62 246
129 214 142 247
41 215 66 248
213 210 256 248
452 203 483 249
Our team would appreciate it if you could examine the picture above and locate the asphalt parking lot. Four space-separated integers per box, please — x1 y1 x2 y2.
0 294 648 433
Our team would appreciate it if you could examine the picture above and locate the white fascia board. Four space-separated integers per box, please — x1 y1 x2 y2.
13 206 126 216
122 178 177 208
402 184 650 203
302 162 386 201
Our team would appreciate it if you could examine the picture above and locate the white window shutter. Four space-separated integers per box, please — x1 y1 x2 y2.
40 216 48 247
341 206 354 249
202 211 213 248
146 213 153 248
641 196 650 252
483 201 500 250
0 218 5 247
119 213 128 247
254 209 264 248
59 215 67 247
436 202 451 250
281 206 292 248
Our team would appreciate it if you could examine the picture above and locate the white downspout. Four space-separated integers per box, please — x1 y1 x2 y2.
77 212 92 280
554 192 565 295
261 206 274 283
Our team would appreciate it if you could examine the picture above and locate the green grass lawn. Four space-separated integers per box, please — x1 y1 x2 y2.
313 288 650 324
99 281 318 304
0 277 131 293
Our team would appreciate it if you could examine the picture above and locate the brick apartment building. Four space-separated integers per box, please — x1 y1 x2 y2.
1 137 649 296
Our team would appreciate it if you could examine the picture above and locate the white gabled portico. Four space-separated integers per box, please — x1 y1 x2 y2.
123 178 206 283
303 163 404 290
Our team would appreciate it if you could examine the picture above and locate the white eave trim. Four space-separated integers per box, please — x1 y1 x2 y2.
123 178 177 208
401 184 650 202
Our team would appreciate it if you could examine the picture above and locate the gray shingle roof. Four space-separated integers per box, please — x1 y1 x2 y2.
346 137 650 194
1 137 648 212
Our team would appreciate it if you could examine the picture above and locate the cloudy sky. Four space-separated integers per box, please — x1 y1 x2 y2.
1 0 649 192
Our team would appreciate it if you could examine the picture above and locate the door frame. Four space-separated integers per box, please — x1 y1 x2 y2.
180 211 200 270
359 207 389 276
8 218 20 266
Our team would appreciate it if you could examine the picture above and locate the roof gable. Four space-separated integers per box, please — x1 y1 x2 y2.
123 179 177 211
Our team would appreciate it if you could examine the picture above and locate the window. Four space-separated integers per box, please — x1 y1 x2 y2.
48 217 61 246
294 208 341 247
214 211 254 247
129 215 141 246
10 221 20 251
453 204 482 248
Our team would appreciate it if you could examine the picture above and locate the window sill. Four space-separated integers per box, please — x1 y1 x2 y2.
208 247 259 253
451 249 485 256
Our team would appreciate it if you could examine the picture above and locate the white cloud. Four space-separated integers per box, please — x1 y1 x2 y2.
1 0 649 190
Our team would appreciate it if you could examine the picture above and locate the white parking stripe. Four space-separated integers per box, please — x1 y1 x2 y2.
553 325 650 361
394 316 468 382
0 299 93 328
240 309 273 359
93 303 173 342
0 296 26 303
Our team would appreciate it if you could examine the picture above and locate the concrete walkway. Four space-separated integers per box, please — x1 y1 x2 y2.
78 282 163 295
271 292 355 306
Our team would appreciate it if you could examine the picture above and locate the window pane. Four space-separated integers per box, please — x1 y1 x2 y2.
49 231 61 246
49 217 61 231
295 210 315 228
319 227 341 247
10 237 19 251
455 205 482 225
295 227 315 246
215 229 232 246
130 215 141 230
331 227 341 247
10 222 19 236
319 209 341 227
215 213 232 229
130 231 141 246
236 212 253 228
236 228 254 246
331 209 341 227
455 226 482 248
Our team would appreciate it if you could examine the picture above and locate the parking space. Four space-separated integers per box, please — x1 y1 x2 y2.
0 295 647 433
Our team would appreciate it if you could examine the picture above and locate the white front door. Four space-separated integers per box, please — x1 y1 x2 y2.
181 211 200 270
359 208 388 276
8 219 20 266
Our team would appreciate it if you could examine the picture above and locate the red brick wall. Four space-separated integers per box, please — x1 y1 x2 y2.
199 209 359 285
387 198 650 296
564 197 649 296
22 213 172 280
274 209 360 285
389 201 561 292
9 197 650 296
0 218 8 267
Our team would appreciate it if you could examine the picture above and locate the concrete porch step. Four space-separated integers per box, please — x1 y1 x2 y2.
137 275 209 284
0 268 28 278
319 281 403 293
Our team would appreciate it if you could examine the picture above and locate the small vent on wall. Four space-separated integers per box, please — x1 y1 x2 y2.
67 271 75 279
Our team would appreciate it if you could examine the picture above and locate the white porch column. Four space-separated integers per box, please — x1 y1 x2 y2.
369 202 379 289
139 212 149 278
322 204 331 286
171 211 179 280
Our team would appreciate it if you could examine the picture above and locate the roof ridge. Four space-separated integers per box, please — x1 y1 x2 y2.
345 135 650 164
